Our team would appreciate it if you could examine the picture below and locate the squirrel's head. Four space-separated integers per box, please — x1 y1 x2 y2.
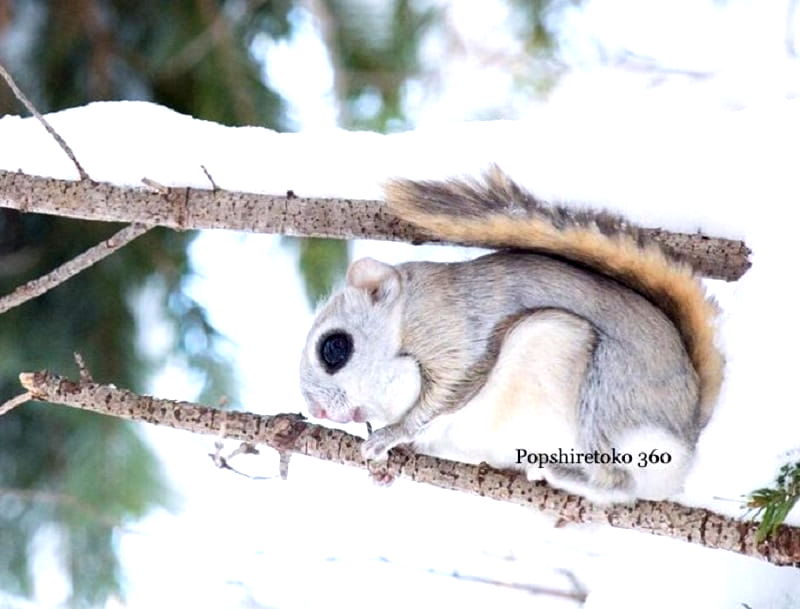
299 257 421 426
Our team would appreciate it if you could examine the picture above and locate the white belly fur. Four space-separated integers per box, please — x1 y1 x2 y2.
413 309 594 471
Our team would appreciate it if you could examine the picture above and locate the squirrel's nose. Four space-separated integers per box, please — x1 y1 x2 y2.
306 397 327 419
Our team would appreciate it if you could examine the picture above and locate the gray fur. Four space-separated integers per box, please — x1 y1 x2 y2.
398 252 700 451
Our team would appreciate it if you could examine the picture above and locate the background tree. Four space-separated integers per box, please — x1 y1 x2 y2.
0 1 293 605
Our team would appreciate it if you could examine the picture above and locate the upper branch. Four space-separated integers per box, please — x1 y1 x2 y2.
0 171 751 280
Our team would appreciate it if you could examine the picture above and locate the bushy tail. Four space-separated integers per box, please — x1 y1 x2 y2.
384 167 724 425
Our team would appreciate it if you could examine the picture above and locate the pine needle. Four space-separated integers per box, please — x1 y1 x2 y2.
746 460 800 542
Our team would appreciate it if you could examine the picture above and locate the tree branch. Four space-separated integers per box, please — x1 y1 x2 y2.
0 171 751 280
0 391 31 416
0 63 90 181
17 369 799 566
0 223 151 314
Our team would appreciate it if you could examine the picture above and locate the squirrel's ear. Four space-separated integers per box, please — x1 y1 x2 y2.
346 257 401 304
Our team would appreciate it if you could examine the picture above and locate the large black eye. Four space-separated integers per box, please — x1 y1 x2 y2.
317 331 353 374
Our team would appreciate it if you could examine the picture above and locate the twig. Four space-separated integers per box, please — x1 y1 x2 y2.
279 451 291 480
227 441 259 459
328 555 587 603
141 177 169 194
0 392 31 416
16 369 800 566
557 568 589 600
73 352 94 382
200 164 218 191
418 567 586 602
0 223 151 315
208 440 274 480
0 62 90 181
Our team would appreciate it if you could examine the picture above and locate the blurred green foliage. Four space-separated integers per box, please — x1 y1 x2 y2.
285 236 350 306
320 0 439 132
506 0 584 97
0 0 569 605
284 0 440 307
0 0 293 605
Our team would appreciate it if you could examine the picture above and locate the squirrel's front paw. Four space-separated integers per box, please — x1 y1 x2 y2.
361 427 396 461
367 460 396 486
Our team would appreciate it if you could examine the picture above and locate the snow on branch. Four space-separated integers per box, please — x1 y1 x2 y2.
0 170 750 281
16 368 800 566
0 63 89 180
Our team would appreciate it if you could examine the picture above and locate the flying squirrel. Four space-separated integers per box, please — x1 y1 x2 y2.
299 167 724 503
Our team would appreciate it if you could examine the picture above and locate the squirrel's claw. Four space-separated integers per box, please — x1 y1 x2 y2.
361 428 393 461
362 425 416 487
367 460 396 486
361 424 409 461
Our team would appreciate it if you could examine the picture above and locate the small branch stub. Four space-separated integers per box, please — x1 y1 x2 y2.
73 352 93 382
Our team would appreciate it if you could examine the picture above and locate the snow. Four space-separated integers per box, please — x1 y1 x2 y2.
3 97 798 240
2 81 800 609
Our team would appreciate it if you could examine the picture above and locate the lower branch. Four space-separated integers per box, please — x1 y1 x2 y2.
17 369 800 566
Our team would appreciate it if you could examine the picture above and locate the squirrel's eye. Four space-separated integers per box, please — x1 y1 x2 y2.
318 331 353 374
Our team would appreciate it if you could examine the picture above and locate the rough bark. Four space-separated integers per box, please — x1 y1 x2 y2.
0 171 751 281
19 370 799 566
